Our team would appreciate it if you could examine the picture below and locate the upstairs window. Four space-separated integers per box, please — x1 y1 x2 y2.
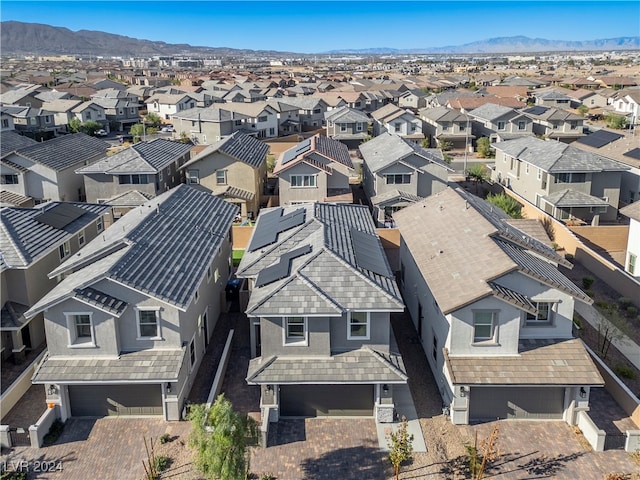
518 121 526 131
284 316 307 345
119 174 149 184
1 174 18 185
385 174 411 185
65 312 95 347
78 229 86 248
188 169 199 184
59 241 70 261
473 311 498 344
258 116 268 122
216 170 227 185
137 308 161 339
96 216 104 233
290 174 316 188
497 121 506 131
348 312 370 340
525 302 554 326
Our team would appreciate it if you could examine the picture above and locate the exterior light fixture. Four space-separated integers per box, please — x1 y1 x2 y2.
166 382 172 393
266 384 273 392
459 386 467 397
579 387 587 398
382 384 389 393
47 384 56 396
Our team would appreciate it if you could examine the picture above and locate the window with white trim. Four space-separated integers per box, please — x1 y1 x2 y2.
473 311 498 344
189 335 197 370
290 174 316 188
216 170 227 185
188 169 199 184
518 120 526 131
136 308 161 339
96 217 104 233
1 174 18 184
385 174 411 184
525 302 554 326
78 229 85 248
497 121 506 131
59 241 70 260
284 316 307 345
628 253 637 275
65 312 96 347
348 312 370 340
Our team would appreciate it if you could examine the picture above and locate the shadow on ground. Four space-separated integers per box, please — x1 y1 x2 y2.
300 443 388 480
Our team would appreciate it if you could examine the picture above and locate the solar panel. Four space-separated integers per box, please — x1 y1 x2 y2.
281 139 311 165
576 130 624 149
247 207 306 252
524 106 548 116
255 244 312 287
350 228 391 278
623 148 640 160
34 203 87 229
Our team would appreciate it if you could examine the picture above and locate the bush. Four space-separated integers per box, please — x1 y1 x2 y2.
627 306 638 318
260 475 277 480
154 456 170 472
0 472 28 480
159 433 171 444
594 300 610 310
582 276 594 289
585 290 595 298
613 364 636 380
43 419 65 445
618 297 633 309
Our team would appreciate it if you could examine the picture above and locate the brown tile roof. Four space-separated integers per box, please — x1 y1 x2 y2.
444 338 604 386
448 96 525 111
484 86 530 99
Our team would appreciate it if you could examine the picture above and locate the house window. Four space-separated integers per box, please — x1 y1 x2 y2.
189 335 197 370
497 121 506 131
214 268 220 283
473 311 498 344
189 169 199 184
525 163 530 175
628 253 637 275
1 119 9 128
65 313 95 347
394 122 401 132
537 168 542 181
96 217 104 233
269 128 275 135
284 316 307 345
207 266 212 281
313 108 321 114
59 241 70 260
555 173 585 184
290 174 316 188
525 302 554 326
258 116 268 122
385 174 411 184
78 229 85 248
216 170 227 185
356 123 363 132
1 174 18 184
348 312 370 340
518 121 526 131
340 124 348 132
137 308 161 339
235 120 242 126
119 174 149 184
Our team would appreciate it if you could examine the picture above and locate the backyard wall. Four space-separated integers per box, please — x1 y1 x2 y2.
377 228 401 272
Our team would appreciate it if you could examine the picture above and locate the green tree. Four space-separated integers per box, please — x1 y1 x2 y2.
81 120 102 136
466 164 490 194
476 137 494 158
68 117 82 133
266 154 276 173
437 139 454 151
188 395 257 480
604 113 628 130
577 105 589 117
387 416 414 480
486 193 523 218
130 124 145 142
144 112 162 128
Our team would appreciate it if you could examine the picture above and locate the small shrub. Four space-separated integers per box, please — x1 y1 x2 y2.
154 455 170 472
552 242 560 251
582 276 594 289
260 474 277 480
626 306 638 318
618 297 633 309
594 300 610 310
613 364 636 380
43 419 65 446
585 290 595 298
159 433 171 444
0 472 28 480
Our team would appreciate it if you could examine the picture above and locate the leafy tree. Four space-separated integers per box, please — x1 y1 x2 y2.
387 416 414 480
420 138 430 148
81 120 102 136
144 112 162 128
466 164 490 194
476 137 494 158
130 124 145 142
188 395 257 480
68 117 82 133
604 113 628 130
266 154 276 173
486 193 523 218
577 105 589 117
437 139 454 151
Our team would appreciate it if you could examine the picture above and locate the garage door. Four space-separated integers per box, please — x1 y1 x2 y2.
470 387 564 421
280 385 374 417
69 384 163 417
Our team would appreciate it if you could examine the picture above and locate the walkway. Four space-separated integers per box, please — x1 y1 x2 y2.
1 342 46 394
1 384 45 427
575 300 640 370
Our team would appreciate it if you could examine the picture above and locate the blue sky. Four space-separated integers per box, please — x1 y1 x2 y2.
1 1 638 53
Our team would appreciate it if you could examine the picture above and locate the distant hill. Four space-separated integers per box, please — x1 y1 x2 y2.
1 22 639 57
326 36 640 55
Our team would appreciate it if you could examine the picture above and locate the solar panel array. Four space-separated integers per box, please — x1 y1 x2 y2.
254 244 312 287
247 207 306 251
281 139 311 165
624 148 640 160
524 106 549 116
351 228 391 278
576 130 624 149
34 204 87 229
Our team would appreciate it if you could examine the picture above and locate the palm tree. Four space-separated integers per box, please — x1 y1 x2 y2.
466 164 490 194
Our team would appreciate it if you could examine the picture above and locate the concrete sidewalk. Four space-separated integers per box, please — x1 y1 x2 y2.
375 383 427 452
575 300 640 370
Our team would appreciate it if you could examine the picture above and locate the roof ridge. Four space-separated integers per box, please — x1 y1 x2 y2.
364 346 408 380
0 217 29 267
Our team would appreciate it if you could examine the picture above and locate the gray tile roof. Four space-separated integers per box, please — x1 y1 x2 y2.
73 287 128 316
104 190 155 206
32 349 184 383
238 203 403 316
276 96 327 111
543 189 610 207
371 189 423 207
14 133 109 171
492 136 629 173
444 338 604 386
1 301 29 330
77 138 192 175
359 132 451 172
220 185 254 201
1 131 38 159
620 200 640 222
171 107 249 123
183 131 268 170
1 202 109 268
246 347 407 384
419 106 467 123
324 106 370 123
468 103 516 122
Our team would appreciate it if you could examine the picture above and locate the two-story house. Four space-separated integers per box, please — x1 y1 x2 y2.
218 102 278 139
42 100 108 134
90 97 140 132
181 131 269 220
532 90 573 109
273 134 354 205
1 133 109 203
171 107 251 144
25 185 237 421
1 202 110 364
394 187 603 425
359 132 451 226
145 93 198 121
76 138 193 204
492 137 629 224
237 202 406 423
419 106 474 150
371 104 424 142
522 106 585 143
2 105 57 140
324 106 371 149
273 97 329 131
467 103 534 144
265 100 302 136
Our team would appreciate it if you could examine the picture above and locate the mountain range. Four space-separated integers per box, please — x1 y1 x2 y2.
1 21 639 57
